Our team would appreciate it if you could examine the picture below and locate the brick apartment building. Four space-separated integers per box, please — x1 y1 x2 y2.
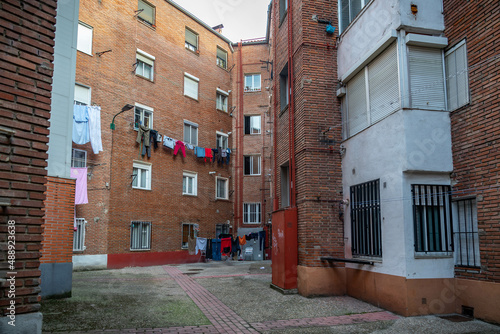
71 0 273 269
268 0 500 324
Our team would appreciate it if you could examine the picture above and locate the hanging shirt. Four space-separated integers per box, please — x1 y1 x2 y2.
238 235 247 246
72 104 90 145
195 237 208 255
163 136 175 149
221 237 232 256
87 106 103 154
195 147 205 158
71 167 88 205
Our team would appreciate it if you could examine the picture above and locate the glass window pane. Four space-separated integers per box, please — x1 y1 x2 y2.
185 29 198 48
138 0 155 24
253 156 260 175
191 127 197 145
184 124 190 143
251 116 261 134
143 63 152 79
140 169 146 188
132 168 138 187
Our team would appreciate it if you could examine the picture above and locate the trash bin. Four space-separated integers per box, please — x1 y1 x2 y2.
244 247 253 261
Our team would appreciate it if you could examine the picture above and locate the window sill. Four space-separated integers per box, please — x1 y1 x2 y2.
183 193 198 197
135 74 154 82
186 48 200 56
216 198 230 202
132 187 152 191
217 108 228 113
244 174 261 177
184 94 199 102
353 256 383 263
414 252 453 259
217 64 229 72
130 248 151 252
455 266 481 273
244 89 262 94
137 18 156 30
244 133 262 136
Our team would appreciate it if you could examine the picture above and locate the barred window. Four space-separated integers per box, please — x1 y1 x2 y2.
412 185 453 253
350 179 382 257
182 223 198 249
131 221 151 250
73 218 87 252
453 198 480 268
244 203 261 224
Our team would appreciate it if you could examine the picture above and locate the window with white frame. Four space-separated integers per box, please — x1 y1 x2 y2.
73 218 87 251
135 49 155 81
185 28 198 52
74 84 91 105
137 0 155 26
279 0 288 22
183 121 198 146
132 161 151 190
217 47 228 69
445 40 469 111
134 104 153 130
182 223 198 248
343 42 399 138
131 221 151 250
183 171 197 196
216 132 228 150
339 0 367 33
244 74 261 92
412 184 453 253
244 115 261 134
71 148 87 168
453 198 480 268
216 177 228 200
216 89 228 112
244 155 260 176
184 73 199 100
77 22 93 55
408 46 446 111
243 203 261 224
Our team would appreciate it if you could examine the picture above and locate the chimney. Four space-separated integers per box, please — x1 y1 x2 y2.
212 24 224 34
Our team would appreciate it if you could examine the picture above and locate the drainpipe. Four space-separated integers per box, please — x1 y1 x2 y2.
237 41 244 229
287 0 297 208
272 10 279 211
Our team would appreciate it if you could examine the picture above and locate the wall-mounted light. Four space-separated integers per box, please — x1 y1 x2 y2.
411 4 418 15
110 104 134 130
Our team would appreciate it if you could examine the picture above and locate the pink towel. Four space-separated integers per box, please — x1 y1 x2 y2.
71 167 88 205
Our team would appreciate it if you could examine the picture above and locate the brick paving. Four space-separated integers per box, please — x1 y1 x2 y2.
44 266 400 334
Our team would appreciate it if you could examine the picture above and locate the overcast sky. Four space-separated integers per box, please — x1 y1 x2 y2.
172 0 270 42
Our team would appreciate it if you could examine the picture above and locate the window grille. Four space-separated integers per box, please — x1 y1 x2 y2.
131 221 151 250
73 218 87 251
453 198 480 268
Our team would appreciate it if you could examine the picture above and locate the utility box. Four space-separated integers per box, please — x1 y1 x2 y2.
271 207 298 292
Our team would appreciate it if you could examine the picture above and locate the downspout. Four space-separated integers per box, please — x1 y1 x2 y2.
273 7 279 211
238 41 244 229
287 0 297 208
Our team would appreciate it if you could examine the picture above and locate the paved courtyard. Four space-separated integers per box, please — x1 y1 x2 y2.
41 261 500 333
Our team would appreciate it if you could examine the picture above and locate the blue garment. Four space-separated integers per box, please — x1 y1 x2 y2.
259 230 266 251
226 148 231 165
72 104 90 145
212 239 221 261
195 146 205 158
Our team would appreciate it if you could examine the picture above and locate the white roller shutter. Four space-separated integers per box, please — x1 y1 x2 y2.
408 46 446 110
368 42 400 123
347 69 368 136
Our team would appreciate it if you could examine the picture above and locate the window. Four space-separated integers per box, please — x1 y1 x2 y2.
339 0 367 33
215 223 229 238
132 161 151 190
137 0 155 26
244 203 261 224
343 42 399 138
183 121 198 146
77 22 93 55
279 0 288 22
135 49 155 81
134 104 153 130
244 155 261 176
71 149 87 168
184 73 199 100
74 84 91 105
185 28 198 52
131 221 151 250
445 40 469 111
280 163 290 208
350 179 382 257
216 132 228 150
453 198 480 268
280 64 289 111
183 171 197 196
244 115 261 134
73 218 87 251
216 177 228 200
182 223 198 248
217 47 228 69
244 74 261 92
216 89 228 112
412 185 453 253
408 46 446 111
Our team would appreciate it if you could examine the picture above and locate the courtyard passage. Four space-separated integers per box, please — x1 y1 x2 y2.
42 261 500 333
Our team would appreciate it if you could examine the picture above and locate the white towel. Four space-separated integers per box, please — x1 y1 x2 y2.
87 106 103 154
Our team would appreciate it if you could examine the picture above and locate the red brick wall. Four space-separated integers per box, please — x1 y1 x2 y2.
270 0 343 267
40 177 75 264
444 0 500 282
0 0 57 316
75 0 234 256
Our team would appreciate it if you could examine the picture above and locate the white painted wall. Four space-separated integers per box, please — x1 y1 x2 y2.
337 0 444 79
342 109 454 279
73 254 108 270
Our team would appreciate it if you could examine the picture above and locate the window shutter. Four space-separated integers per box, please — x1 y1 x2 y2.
74 85 90 105
369 42 399 123
408 46 446 110
184 76 198 99
136 53 154 66
77 23 92 54
455 43 469 108
185 29 198 47
347 69 368 136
